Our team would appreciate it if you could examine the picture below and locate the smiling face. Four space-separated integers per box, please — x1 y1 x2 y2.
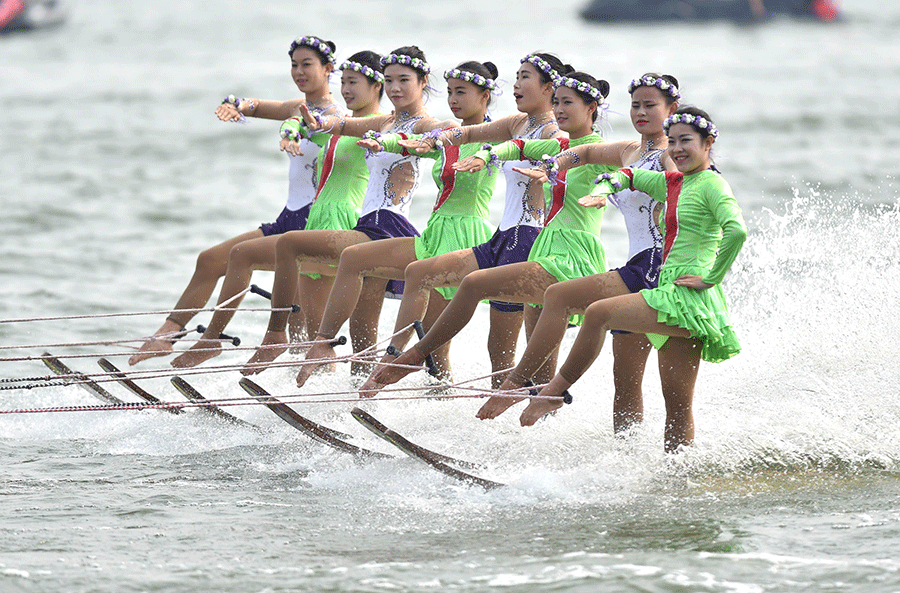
630 86 676 136
447 78 489 124
666 122 714 174
341 70 380 114
383 64 426 112
552 86 595 136
513 62 552 114
290 47 331 94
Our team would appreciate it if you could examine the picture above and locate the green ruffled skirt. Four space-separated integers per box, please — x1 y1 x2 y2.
527 227 607 326
641 265 741 363
414 213 494 300
304 200 361 232
299 200 361 279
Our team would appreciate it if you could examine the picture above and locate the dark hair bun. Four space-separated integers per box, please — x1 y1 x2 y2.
482 61 499 79
596 78 610 98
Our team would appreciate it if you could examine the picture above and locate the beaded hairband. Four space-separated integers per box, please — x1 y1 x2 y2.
627 75 680 101
520 54 559 83
553 76 606 102
664 113 719 139
443 68 499 91
340 60 385 84
288 36 337 65
380 53 431 75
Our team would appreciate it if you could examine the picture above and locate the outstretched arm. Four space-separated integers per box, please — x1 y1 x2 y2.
556 141 636 172
215 97 308 123
299 103 391 137
578 170 635 208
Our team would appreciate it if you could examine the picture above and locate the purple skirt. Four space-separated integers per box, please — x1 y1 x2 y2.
353 210 419 298
353 210 420 241
260 205 311 237
614 247 661 293
472 226 542 313
612 246 662 335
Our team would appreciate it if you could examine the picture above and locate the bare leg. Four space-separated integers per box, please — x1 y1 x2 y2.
317 238 417 340
486 307 523 389
477 304 558 419
297 277 390 387
300 239 417 380
129 229 262 365
486 272 635 419
171 235 280 368
657 337 701 452
298 277 393 387
370 262 556 391
422 290 453 380
298 275 335 340
526 305 560 389
384 249 480 353
287 281 306 353
520 292 690 427
242 229 368 375
612 332 652 433
348 276 386 378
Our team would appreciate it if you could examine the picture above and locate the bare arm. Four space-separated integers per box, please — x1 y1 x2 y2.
299 103 392 137
449 114 522 145
412 117 457 135
215 97 307 123
557 140 638 171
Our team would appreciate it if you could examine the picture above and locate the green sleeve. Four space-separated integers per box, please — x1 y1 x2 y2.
486 138 563 162
629 168 670 203
703 184 747 285
590 169 637 197
379 133 440 159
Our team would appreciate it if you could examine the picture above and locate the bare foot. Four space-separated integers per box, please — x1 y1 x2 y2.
357 352 397 398
129 321 185 365
241 330 289 376
519 396 565 426
170 339 222 368
475 377 527 420
368 347 425 391
295 339 337 387
128 337 175 365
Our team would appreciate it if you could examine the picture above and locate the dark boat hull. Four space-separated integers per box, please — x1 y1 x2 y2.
0 0 67 34
580 0 831 22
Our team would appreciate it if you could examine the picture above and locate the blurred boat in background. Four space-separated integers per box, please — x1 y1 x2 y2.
0 0 67 34
580 0 840 22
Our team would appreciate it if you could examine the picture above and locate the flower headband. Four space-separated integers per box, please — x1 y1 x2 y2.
340 60 385 84
520 54 559 83
443 68 499 91
288 36 337 65
628 75 680 101
380 53 431 75
554 76 606 102
664 113 719 139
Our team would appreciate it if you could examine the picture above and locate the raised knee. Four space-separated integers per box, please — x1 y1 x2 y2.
195 247 220 271
274 234 296 260
457 271 489 297
403 260 428 286
583 300 613 328
543 283 567 309
338 244 367 274
227 242 252 266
